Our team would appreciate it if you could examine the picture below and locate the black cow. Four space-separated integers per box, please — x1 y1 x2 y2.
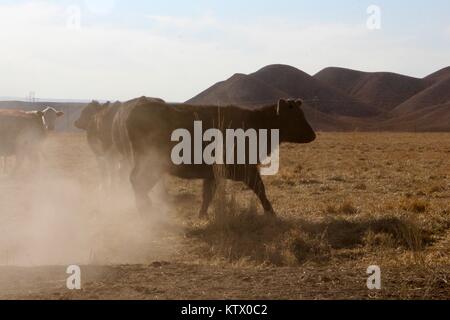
122 98 316 217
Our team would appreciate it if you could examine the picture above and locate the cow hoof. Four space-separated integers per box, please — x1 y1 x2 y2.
264 210 276 217
198 211 209 220
136 201 153 216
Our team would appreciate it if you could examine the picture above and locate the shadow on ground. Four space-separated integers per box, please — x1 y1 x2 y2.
186 210 434 266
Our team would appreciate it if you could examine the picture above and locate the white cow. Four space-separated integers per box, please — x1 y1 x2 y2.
0 107 64 174
42 107 65 131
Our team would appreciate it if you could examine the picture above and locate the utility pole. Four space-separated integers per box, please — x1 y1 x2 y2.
28 91 36 103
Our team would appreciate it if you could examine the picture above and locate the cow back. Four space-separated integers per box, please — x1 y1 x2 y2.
0 110 47 156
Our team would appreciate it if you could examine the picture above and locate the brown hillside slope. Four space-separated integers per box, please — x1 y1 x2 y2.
424 66 450 83
187 76 351 131
313 67 367 94
314 67 428 112
186 73 290 106
392 76 450 114
377 103 450 132
249 64 378 117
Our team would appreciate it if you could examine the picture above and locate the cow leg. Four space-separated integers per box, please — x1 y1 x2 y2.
130 156 162 215
199 178 217 219
5 157 9 174
241 166 275 216
29 149 41 173
118 158 131 185
1 157 5 175
12 154 24 176
96 156 109 192
105 149 123 192
107 157 120 192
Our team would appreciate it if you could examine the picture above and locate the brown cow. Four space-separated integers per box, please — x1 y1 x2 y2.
0 110 47 173
123 98 316 217
74 97 165 190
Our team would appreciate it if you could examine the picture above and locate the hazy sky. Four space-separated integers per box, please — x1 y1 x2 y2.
0 0 449 101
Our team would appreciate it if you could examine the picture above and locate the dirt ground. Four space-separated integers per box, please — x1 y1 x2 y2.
0 132 449 300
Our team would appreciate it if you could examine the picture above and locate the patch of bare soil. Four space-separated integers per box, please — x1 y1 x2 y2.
1 262 448 300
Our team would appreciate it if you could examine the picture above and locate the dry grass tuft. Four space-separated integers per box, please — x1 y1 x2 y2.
281 230 331 264
363 231 396 248
324 200 359 215
429 184 446 194
340 201 359 215
354 182 367 190
400 198 429 213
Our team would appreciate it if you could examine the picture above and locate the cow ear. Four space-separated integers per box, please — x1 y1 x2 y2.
295 99 303 107
277 99 288 116
57 111 65 117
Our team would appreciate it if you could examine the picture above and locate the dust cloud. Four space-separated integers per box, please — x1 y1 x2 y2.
0 135 179 267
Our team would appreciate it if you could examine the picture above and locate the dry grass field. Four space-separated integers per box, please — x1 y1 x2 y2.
0 132 449 299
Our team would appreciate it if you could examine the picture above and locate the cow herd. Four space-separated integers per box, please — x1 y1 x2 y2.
0 97 316 218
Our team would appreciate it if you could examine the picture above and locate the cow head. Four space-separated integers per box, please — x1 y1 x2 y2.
276 99 316 143
74 101 106 130
25 110 48 135
42 107 64 130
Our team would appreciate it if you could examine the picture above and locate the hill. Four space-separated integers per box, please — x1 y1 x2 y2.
314 67 428 112
377 103 450 132
186 73 290 107
392 69 450 114
424 66 450 82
